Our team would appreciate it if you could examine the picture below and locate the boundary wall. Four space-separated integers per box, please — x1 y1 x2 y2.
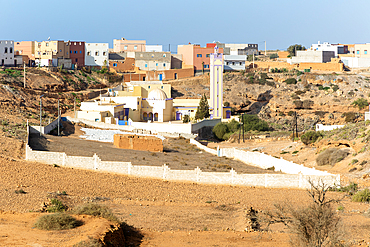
25 125 340 189
25 144 338 189
29 117 61 135
190 139 339 177
316 124 344 131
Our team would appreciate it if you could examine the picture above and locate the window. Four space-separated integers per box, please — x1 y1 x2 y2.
60 49 62 52
163 54 166 57
9 48 12 53
4 47 7 53
46 43 49 47
87 51 91 56
163 63 166 67
124 46 127 50
156 63 158 66
80 51 82 54
365 50 368 55
197 54 202 57
103 52 106 56
75 58 78 62
161 86 163 89
204 64 209 68
226 62 229 65
148 86 151 89
357 50 360 54
95 51 99 56
239 62 242 65
113 63 117 67
134 46 137 50
70 51 72 54
74 51 77 54
232 62 235 65
206 54 210 57
145 64 148 68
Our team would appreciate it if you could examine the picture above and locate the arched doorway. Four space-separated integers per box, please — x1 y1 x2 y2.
143 112 148 121
148 112 153 121
154 113 158 121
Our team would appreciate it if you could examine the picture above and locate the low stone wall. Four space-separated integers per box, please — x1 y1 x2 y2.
29 117 61 135
113 134 163 152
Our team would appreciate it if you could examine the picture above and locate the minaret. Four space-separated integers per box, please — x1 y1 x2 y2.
210 46 224 119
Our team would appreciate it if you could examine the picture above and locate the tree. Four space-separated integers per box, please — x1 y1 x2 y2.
269 53 278 59
263 180 343 247
195 94 210 120
287 44 306 57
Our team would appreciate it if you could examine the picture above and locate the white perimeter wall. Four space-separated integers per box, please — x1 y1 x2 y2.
316 124 344 131
26 125 340 189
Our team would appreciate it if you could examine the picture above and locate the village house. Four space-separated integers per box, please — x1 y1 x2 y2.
85 43 109 67
0 40 15 66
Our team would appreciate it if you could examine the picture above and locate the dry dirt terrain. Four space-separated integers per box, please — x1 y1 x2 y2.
0 130 370 246
2 67 370 245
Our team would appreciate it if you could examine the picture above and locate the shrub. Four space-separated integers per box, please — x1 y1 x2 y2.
352 98 369 110
301 131 322 145
213 122 229 140
73 203 119 223
329 182 358 195
264 180 342 246
227 119 240 133
47 198 66 213
242 114 269 131
343 112 356 123
269 53 278 59
352 189 370 202
293 100 303 109
34 213 81 230
284 78 297 84
316 148 350 166
302 99 314 109
73 238 102 247
182 115 190 123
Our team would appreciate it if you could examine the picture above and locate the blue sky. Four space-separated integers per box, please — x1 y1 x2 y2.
1 0 369 52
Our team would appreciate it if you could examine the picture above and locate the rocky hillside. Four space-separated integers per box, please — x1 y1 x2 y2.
170 70 370 132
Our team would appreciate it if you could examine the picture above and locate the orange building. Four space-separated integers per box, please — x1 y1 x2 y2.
14 41 35 65
177 44 223 75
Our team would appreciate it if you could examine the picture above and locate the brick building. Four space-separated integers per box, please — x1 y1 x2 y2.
69 41 85 68
177 44 223 75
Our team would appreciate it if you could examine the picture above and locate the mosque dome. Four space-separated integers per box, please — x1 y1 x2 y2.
147 88 168 100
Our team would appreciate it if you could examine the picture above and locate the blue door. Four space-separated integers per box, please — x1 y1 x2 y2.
159 74 163 81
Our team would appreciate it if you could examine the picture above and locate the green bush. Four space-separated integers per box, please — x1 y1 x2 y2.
301 131 322 145
242 115 269 131
212 122 229 140
352 189 370 202
343 112 356 123
34 213 81 230
284 78 297 84
316 148 350 166
269 53 278 59
73 203 119 223
47 198 66 213
352 98 369 110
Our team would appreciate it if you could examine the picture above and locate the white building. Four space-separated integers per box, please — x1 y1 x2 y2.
224 55 246 71
145 45 163 52
85 43 109 67
0 40 14 66
289 50 335 64
310 41 345 57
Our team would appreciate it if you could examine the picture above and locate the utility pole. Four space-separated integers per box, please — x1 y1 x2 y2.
295 112 298 139
74 97 76 118
23 62 26 88
242 113 245 143
265 41 267 56
238 117 241 144
39 95 44 136
58 99 60 136
252 53 255 69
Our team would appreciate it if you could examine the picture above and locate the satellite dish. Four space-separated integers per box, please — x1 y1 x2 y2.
47 37 50 40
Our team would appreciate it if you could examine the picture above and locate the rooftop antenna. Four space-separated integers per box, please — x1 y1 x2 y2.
47 37 50 41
